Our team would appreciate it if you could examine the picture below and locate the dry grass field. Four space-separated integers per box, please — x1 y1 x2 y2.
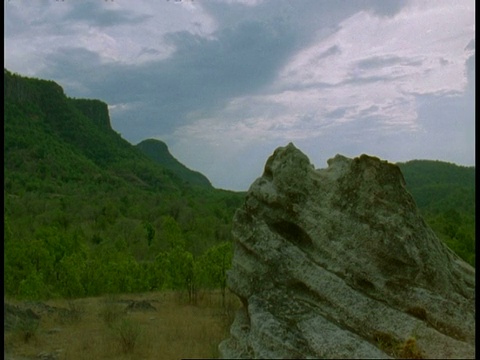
4 290 241 360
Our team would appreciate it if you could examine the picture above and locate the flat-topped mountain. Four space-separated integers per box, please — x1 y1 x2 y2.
4 69 244 301
220 143 475 359
136 139 212 188
4 68 213 192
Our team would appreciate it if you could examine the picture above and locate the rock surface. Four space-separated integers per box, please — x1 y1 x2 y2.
4 303 40 332
219 143 475 359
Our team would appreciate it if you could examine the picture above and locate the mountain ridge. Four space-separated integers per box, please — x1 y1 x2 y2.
3 69 474 306
136 138 212 188
4 69 211 193
4 68 246 301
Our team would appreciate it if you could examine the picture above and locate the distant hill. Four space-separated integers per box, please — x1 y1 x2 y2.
3 69 473 302
4 69 245 300
136 139 212 188
398 160 475 213
4 68 187 193
398 160 475 266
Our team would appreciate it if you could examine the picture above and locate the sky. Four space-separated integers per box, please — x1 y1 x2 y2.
4 0 475 191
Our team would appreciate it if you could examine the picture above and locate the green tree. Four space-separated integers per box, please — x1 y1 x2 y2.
197 241 233 307
18 271 49 300
162 215 185 249
57 253 86 298
143 221 156 247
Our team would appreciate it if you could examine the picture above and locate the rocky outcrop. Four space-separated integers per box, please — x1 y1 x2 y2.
4 303 40 332
219 143 475 359
71 99 112 131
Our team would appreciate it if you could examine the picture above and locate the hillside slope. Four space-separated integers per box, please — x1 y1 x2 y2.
3 69 473 303
398 160 475 265
4 69 184 193
4 69 245 300
136 139 212 188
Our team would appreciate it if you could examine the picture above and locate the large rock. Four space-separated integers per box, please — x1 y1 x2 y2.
219 143 475 359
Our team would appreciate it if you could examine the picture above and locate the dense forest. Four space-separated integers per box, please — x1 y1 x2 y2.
4 69 244 301
398 160 475 266
3 69 475 302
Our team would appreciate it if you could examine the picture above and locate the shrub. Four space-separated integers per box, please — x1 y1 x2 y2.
56 300 85 324
399 337 424 359
99 301 125 327
113 319 142 354
15 317 39 343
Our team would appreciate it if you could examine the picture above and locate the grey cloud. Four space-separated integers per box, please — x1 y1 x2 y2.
411 92 474 164
324 107 350 119
366 0 406 18
408 48 475 165
5 1 67 36
439 58 449 66
37 15 302 141
342 75 392 85
465 53 475 95
403 59 423 67
317 45 342 60
357 105 380 117
65 1 151 27
42 47 103 77
15 0 411 147
356 55 406 70
138 47 162 56
203 0 407 50
465 39 475 51
463 49 474 124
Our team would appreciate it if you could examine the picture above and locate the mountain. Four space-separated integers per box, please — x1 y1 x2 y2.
4 68 185 193
3 69 473 303
397 160 475 213
136 139 212 188
4 69 245 300
397 160 475 266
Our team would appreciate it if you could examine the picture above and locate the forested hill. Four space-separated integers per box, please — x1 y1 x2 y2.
4 68 204 192
136 139 212 188
398 160 475 211
398 160 475 266
3 69 474 302
4 69 245 300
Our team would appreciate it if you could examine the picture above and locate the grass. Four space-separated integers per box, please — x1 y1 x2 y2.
4 290 241 360
13 316 40 344
112 319 142 354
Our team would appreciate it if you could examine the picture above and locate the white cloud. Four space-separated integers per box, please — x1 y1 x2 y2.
276 1 473 114
4 0 474 190
108 102 135 113
165 1 474 189
4 0 217 71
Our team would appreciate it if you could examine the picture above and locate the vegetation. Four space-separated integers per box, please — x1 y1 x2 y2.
398 160 475 266
4 69 245 301
136 138 213 188
4 290 240 359
3 69 475 359
3 68 475 306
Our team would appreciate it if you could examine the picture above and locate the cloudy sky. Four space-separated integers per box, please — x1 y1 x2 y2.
4 0 475 190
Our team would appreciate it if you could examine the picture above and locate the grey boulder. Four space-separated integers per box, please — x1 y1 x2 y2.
219 143 475 359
